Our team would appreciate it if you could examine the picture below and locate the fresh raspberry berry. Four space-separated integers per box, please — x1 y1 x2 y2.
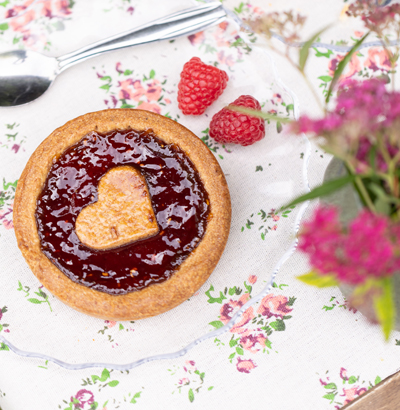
177 57 229 115
209 95 265 146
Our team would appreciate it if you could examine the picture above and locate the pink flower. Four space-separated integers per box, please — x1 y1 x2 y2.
188 31 205 45
105 320 116 328
184 360 196 371
328 54 360 80
299 206 400 284
257 294 293 318
272 225 278 231
217 50 235 67
220 293 255 334
145 80 162 102
240 333 267 354
179 378 189 385
364 48 391 72
71 389 94 410
340 367 348 380
236 357 257 373
10 9 35 31
137 102 161 114
248 275 257 285
272 214 280 221
0 205 14 230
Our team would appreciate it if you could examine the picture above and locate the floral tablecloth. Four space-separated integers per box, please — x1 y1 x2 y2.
0 1 399 409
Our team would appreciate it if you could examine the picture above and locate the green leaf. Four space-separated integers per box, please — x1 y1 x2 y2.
0 22 8 31
318 75 333 83
244 281 252 294
281 174 356 210
208 386 214 391
228 287 236 296
313 48 333 58
130 391 142 404
269 319 286 331
297 272 338 288
149 69 155 79
229 338 238 347
205 285 227 304
188 388 194 403
119 323 124 330
228 352 236 361
27 298 42 304
299 26 330 71
108 380 119 387
265 339 272 349
323 393 336 403
120 103 134 108
348 376 357 384
124 69 133 76
373 277 395 341
375 376 382 385
99 84 110 91
324 383 337 390
276 121 282 133
326 32 369 103
100 76 111 82
92 368 110 382
209 320 224 329
236 346 244 355
286 104 294 116
0 342 9 351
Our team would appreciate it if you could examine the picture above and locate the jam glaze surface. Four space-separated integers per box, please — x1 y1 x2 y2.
35 129 210 295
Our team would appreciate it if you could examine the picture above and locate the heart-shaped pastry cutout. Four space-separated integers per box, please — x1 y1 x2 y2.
75 165 159 250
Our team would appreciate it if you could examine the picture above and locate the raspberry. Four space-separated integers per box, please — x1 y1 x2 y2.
209 95 265 146
177 57 229 115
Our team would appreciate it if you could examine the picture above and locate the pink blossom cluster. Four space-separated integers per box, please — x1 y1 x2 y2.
299 206 400 284
347 1 400 35
292 79 400 172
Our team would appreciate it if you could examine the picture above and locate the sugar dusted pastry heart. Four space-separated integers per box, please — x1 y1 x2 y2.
14 109 231 320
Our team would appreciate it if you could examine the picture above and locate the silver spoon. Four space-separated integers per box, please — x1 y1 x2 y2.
0 2 226 107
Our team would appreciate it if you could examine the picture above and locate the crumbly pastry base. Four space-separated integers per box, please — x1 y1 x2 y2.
14 109 231 320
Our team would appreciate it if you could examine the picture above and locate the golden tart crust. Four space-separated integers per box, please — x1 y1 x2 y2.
14 109 231 320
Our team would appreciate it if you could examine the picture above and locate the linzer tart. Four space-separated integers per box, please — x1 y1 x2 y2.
14 109 231 320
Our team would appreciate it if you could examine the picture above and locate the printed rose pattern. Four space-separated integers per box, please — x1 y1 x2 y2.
241 207 295 239
17 281 53 311
315 37 394 97
97 63 174 117
169 360 213 402
207 276 296 373
0 178 17 230
0 0 74 50
322 296 357 313
187 20 253 68
320 368 381 408
1 123 26 154
0 306 9 334
97 320 135 347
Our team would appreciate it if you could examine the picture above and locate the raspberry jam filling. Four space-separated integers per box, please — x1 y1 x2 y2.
35 129 210 295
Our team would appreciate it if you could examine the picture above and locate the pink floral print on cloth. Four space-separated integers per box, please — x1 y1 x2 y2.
207 275 296 373
97 63 174 117
0 179 17 230
169 360 213 403
0 0 74 50
320 367 381 408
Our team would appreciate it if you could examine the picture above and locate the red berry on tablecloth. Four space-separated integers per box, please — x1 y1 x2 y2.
209 95 265 146
177 57 229 115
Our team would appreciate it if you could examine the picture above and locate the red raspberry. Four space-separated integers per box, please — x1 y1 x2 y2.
209 95 265 146
178 57 229 115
